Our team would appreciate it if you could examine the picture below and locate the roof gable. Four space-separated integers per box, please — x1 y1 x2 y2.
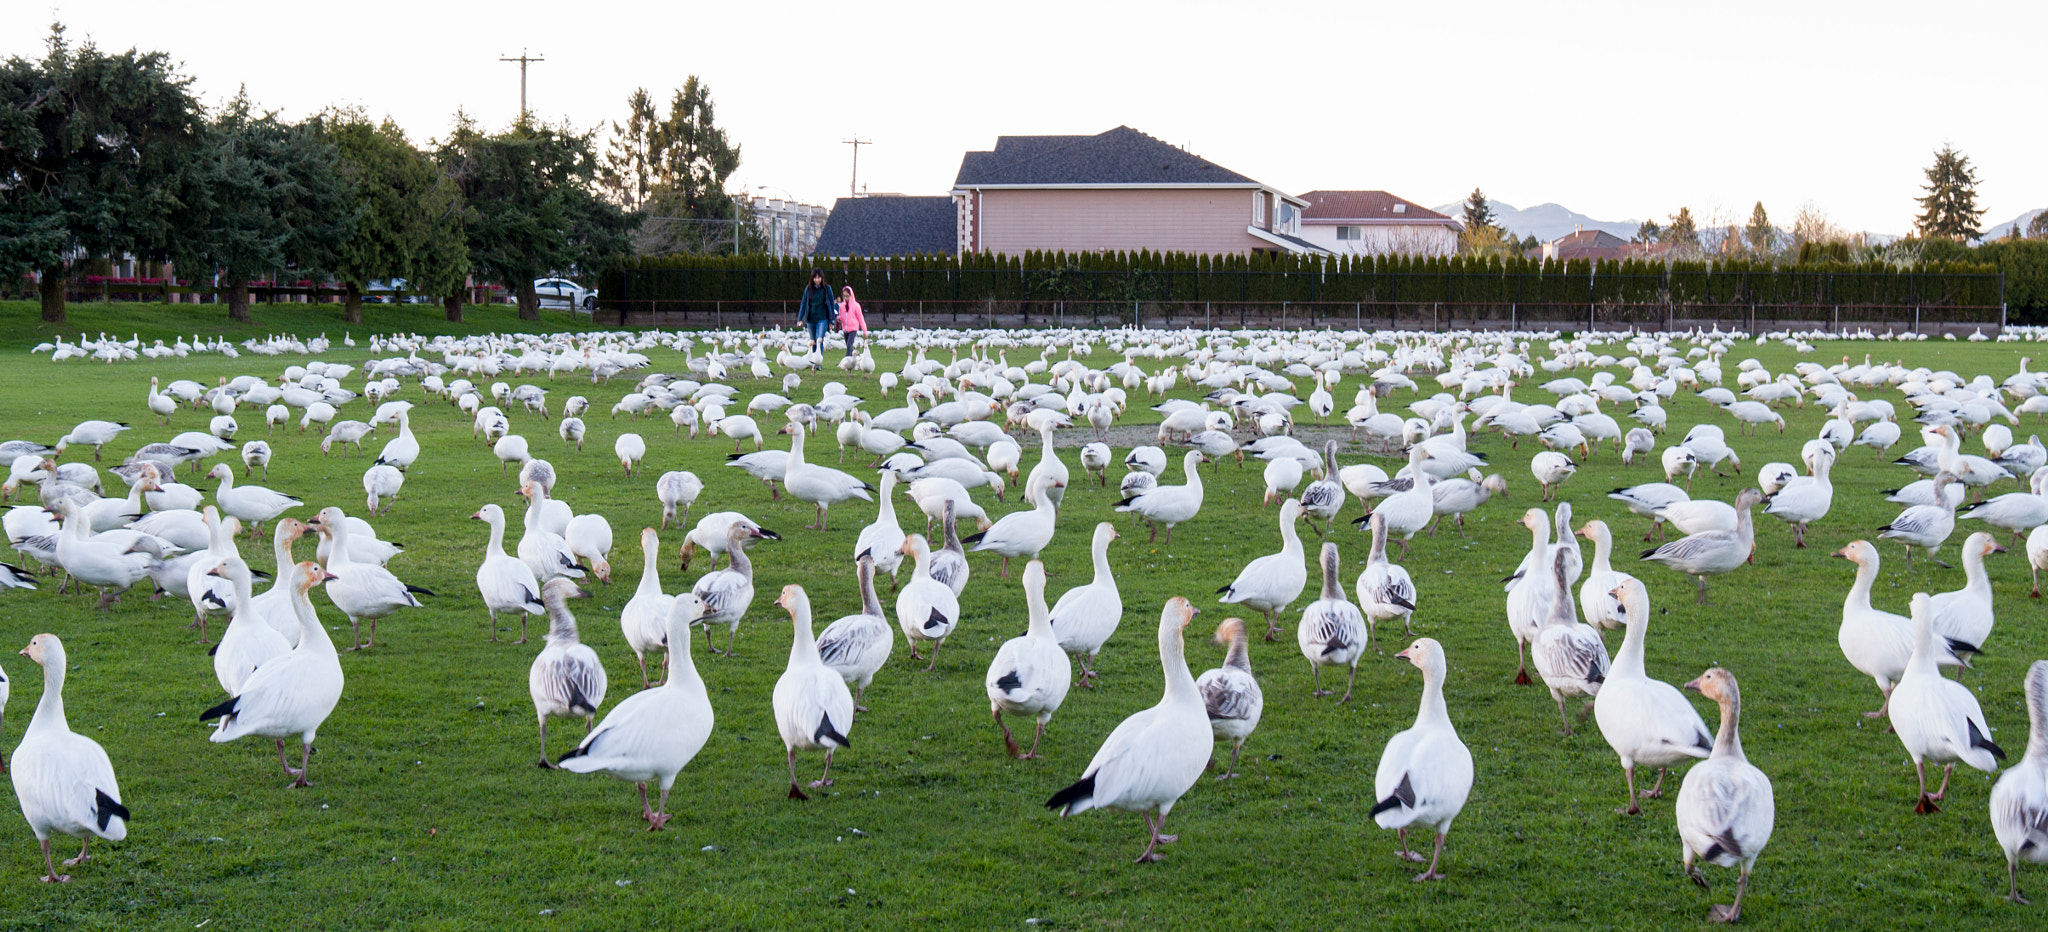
953 126 1258 187
1298 190 1457 224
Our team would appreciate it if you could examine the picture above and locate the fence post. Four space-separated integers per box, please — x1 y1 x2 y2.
1206 302 1211 330
1915 306 1920 334
715 301 721 330
2003 302 2009 333
1833 305 1838 335
1511 304 1516 329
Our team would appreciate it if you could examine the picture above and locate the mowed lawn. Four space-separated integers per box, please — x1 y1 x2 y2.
0 301 2045 929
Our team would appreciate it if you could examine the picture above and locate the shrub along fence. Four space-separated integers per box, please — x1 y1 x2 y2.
599 251 2006 333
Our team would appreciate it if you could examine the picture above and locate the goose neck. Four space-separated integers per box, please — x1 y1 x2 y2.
788 601 820 666
1024 575 1054 639
1090 533 1114 585
30 650 68 734
1589 528 1614 572
1223 629 1252 671
1158 619 1198 705
725 534 754 578
1614 613 1649 678
1711 695 1745 760
485 513 510 557
1415 663 1452 728
1844 556 1878 611
858 561 883 617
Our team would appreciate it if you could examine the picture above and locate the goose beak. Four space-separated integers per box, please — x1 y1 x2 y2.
322 572 340 583
1991 542 2009 554
1681 677 1703 693
755 527 780 540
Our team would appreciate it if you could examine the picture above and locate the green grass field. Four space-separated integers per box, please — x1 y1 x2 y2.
0 299 2044 929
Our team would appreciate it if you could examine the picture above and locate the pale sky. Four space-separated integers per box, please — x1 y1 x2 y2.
7 0 2040 236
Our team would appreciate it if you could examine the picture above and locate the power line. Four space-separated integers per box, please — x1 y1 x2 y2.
499 50 544 120
842 136 871 197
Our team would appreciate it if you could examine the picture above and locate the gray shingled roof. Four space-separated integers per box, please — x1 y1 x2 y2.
811 196 957 257
953 126 1257 186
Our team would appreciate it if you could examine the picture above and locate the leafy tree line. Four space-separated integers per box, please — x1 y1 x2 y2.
0 23 778 324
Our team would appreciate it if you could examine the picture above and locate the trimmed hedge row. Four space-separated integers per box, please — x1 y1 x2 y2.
600 251 2002 309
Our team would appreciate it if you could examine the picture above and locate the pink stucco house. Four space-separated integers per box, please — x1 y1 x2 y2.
948 126 1322 256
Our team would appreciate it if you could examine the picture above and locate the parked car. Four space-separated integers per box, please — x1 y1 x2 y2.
534 278 597 312
364 278 433 304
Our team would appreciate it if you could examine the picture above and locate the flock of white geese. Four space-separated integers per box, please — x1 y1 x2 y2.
5 323 2048 920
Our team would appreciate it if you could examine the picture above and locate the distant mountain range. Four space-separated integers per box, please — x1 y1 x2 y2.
1430 200 1640 243
1979 208 2045 242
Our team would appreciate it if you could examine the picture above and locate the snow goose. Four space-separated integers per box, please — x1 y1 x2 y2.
1369 636 1474 882
851 472 909 584
1530 549 1610 734
1124 445 1167 477
655 470 703 530
362 463 403 517
1760 450 1833 547
1049 522 1121 685
1114 450 1205 545
963 478 1060 578
985 561 1072 758
1262 454 1303 506
1958 467 2048 545
1675 667 1775 923
1023 425 1069 508
1296 440 1346 535
1834 540 1970 716
208 557 291 697
1574 520 1638 632
515 483 583 585
1217 499 1308 641
1594 579 1711 813
816 553 893 713
1878 472 1961 569
49 500 157 610
564 513 613 583
1992 660 2048 902
1681 424 1743 476
12 634 128 882
621 527 677 687
1639 489 1762 604
1298 542 1368 701
1045 597 1209 862
558 592 715 830
691 519 774 656
1610 482 1692 541
559 416 586 451
529 578 608 767
1195 616 1262 779
1530 450 1576 502
308 506 428 650
779 423 874 530
1358 511 1417 641
1928 532 2001 652
1079 442 1112 489
1662 444 1700 491
772 585 855 800
987 438 1024 478
1428 471 1505 537
1891 592 2006 812
472 503 545 643
493 434 531 476
1349 446 1435 555
239 440 270 479
1653 497 1737 537
895 533 960 670
614 432 645 477
373 410 419 471
207 463 300 539
929 500 972 596
199 560 344 788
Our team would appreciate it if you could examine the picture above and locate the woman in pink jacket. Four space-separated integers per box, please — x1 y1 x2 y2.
835 285 868 357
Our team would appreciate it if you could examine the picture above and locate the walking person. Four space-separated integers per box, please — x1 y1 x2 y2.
837 285 868 358
795 269 836 355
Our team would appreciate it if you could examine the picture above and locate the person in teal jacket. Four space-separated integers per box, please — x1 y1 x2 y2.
795 269 837 353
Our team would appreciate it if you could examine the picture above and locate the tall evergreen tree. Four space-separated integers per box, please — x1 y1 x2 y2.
602 78 757 255
0 23 206 323
1462 187 1495 232
1666 207 1700 246
1634 219 1662 244
324 112 469 323
1745 202 1775 255
1914 144 1985 241
2029 212 2048 240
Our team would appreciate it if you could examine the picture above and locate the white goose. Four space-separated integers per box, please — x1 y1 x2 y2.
852 472 907 584
1675 667 1775 924
50 499 157 610
1991 660 2048 903
1929 532 2001 653
929 500 972 597
1639 489 1762 605
1609 481 1691 542
1023 424 1069 508
1574 520 1638 631
691 520 773 657
1594 579 1712 813
308 506 427 650
1834 540 1969 717
12 634 129 882
473 503 545 643
1358 511 1418 643
200 562 344 787
621 528 676 687
964 478 1061 578
895 533 960 670
1959 467 2048 544
209 557 291 697
1049 522 1122 686
1045 598 1209 863
1369 637 1474 883
779 423 874 531
1503 509 1556 685
362 464 403 517
1296 440 1346 535
529 578 608 768
1530 450 1577 502
373 409 419 471
1761 451 1834 547
1531 549 1610 735
1890 593 2006 813
558 593 715 830
1297 542 1368 702
1216 499 1308 641
516 482 584 585
1878 472 1961 569
772 585 855 800
1114 450 1205 545
655 470 703 530
1352 446 1435 555
1195 617 1262 780
815 553 893 713
985 560 1072 759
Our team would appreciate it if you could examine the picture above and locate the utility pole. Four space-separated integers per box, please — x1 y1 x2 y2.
500 49 545 121
842 136 870 197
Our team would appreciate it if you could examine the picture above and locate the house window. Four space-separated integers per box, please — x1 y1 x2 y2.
1336 226 1361 241
1252 191 1267 227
